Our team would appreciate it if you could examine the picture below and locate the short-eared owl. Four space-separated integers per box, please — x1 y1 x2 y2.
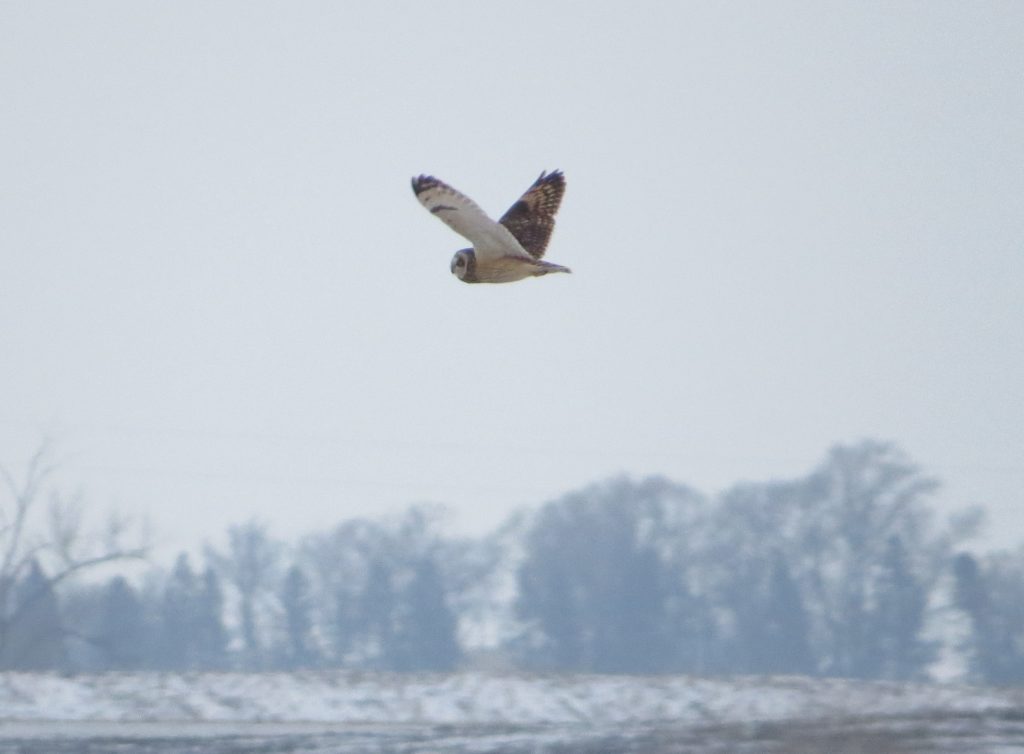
411 171 569 284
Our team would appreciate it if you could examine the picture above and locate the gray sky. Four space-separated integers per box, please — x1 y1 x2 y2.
1 2 1022 555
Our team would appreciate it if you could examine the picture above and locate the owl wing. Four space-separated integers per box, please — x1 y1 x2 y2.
497 170 566 259
412 175 531 262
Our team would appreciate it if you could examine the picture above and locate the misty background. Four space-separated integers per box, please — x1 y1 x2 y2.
2 1 1021 552
2 438 1022 687
1 0 1023 686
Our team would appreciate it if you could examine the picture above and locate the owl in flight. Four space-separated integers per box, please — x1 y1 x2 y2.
412 170 569 283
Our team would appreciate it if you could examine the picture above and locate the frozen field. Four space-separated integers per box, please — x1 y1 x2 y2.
1 672 1023 752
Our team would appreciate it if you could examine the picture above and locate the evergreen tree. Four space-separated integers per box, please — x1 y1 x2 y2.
332 585 357 665
391 556 461 671
358 558 396 668
98 576 148 669
158 553 199 670
0 561 66 670
280 565 317 669
518 550 583 668
195 567 229 669
332 557 396 668
953 553 991 678
595 537 672 673
871 535 933 680
517 522 584 669
758 554 815 675
665 577 718 674
953 552 1024 683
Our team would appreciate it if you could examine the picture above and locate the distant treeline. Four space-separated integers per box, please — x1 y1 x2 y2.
1 440 1022 683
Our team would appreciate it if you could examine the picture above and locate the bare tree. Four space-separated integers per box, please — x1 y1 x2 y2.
715 440 977 679
0 442 148 667
206 520 282 669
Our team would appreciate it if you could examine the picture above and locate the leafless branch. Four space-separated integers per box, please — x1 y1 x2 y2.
0 441 150 665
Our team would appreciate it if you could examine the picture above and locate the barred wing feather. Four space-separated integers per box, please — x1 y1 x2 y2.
497 170 566 259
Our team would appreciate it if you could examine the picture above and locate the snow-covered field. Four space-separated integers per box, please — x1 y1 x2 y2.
1 671 1022 752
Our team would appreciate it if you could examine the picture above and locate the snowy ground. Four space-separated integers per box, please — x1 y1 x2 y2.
1 672 1023 752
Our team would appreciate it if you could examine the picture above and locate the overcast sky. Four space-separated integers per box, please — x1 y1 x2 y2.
1 2 1021 556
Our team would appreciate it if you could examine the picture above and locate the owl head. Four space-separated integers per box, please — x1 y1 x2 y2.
450 248 477 282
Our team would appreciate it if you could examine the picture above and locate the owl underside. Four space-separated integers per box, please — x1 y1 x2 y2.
462 255 571 284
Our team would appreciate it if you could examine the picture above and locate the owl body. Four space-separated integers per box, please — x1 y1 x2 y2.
450 248 570 284
412 171 569 284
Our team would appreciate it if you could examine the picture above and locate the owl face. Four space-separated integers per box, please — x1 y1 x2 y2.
450 248 478 283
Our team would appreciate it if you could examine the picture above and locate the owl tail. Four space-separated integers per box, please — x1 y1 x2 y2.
536 261 571 276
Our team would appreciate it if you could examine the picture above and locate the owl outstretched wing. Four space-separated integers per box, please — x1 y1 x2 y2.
497 170 566 259
411 175 530 262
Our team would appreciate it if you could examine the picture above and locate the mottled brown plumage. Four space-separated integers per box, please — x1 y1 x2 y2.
498 170 566 260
